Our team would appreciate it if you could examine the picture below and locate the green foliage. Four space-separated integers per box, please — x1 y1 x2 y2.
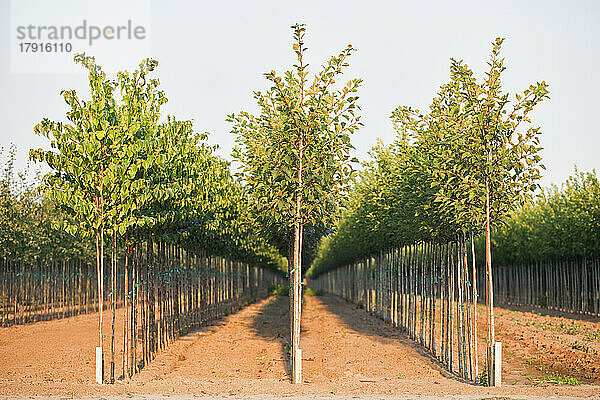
268 283 289 297
0 146 92 262
29 54 285 271
229 24 362 261
479 365 489 385
544 373 581 386
308 38 549 278
303 287 324 296
490 169 600 264
392 37 549 233
537 293 548 308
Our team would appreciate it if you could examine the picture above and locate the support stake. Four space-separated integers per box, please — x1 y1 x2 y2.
293 348 302 384
493 341 502 387
95 346 103 384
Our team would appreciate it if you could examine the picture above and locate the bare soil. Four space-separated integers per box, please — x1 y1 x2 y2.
0 294 598 398
493 303 600 385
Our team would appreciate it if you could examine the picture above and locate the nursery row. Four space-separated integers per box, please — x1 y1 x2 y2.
494 258 600 316
483 171 600 315
0 258 97 326
310 237 484 383
0 239 282 383
308 38 549 386
111 239 282 382
3 53 289 384
491 170 600 265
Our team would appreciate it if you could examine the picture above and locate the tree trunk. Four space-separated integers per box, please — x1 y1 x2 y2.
291 222 302 384
123 246 129 380
96 217 105 384
471 234 479 381
110 230 116 383
485 173 496 386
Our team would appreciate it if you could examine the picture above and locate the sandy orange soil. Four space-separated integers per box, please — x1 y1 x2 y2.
493 303 600 384
0 294 598 398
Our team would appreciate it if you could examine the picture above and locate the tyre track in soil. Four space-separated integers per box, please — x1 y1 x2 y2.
1 294 599 398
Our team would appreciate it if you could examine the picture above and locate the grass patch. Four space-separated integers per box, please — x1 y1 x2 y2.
525 320 582 335
479 366 489 386
524 319 600 349
304 287 325 296
586 329 600 342
527 367 582 386
268 284 288 297
511 316 523 325
525 355 540 365
545 373 581 385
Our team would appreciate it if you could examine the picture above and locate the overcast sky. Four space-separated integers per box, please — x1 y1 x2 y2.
1 0 599 188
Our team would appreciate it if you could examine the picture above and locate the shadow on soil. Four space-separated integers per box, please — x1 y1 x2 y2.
314 293 475 385
249 295 292 381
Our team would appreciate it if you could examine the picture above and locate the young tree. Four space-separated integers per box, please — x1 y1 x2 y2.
31 54 167 383
31 56 116 383
392 38 549 385
229 24 361 383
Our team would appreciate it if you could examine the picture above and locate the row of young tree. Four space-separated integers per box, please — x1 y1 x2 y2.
488 170 600 315
2 23 363 385
0 146 92 263
10 54 286 383
310 238 484 383
308 38 550 386
0 147 96 325
1 259 94 326
491 169 600 264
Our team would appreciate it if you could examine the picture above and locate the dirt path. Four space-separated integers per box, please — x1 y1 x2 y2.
0 294 599 398
300 295 455 392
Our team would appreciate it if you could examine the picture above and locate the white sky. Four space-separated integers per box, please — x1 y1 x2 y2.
1 0 599 188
